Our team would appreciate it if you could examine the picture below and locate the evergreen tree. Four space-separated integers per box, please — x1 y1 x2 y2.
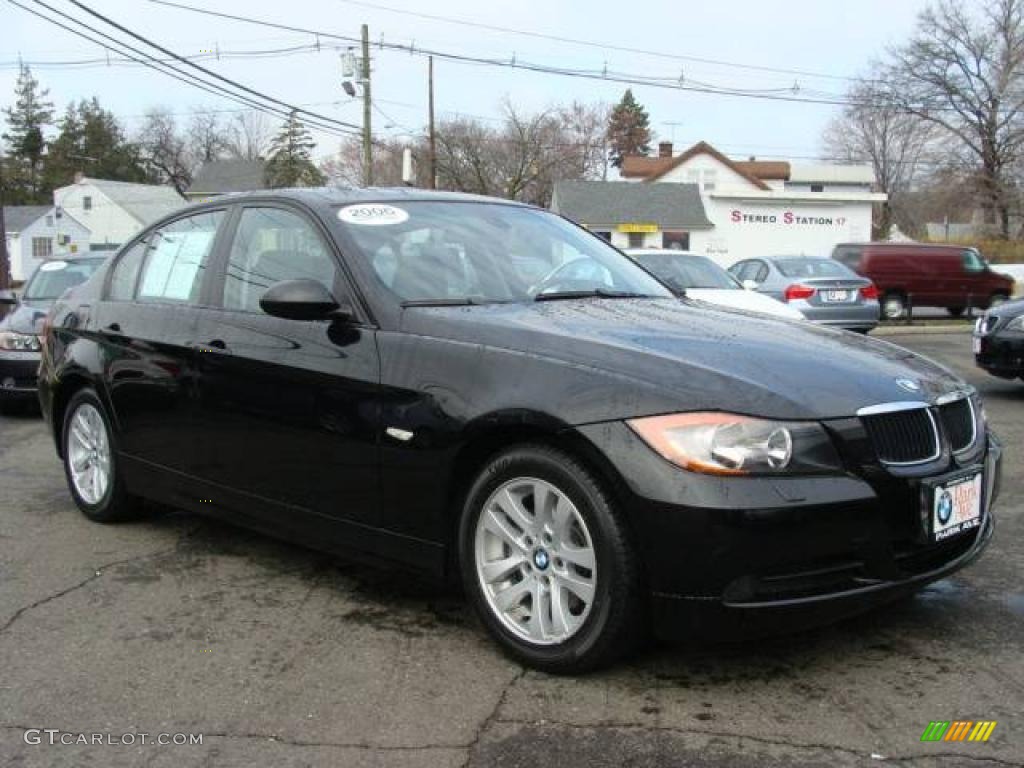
264 111 326 187
44 98 149 189
606 89 652 169
2 64 54 202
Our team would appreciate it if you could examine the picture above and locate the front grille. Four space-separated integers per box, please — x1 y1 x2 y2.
860 407 939 464
939 398 975 453
982 316 1000 334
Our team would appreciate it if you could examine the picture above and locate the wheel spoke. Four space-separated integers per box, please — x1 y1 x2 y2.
493 577 532 612
71 454 89 472
496 487 535 536
528 580 551 639
560 543 595 572
550 583 574 637
532 482 555 529
481 554 526 584
551 497 574 542
71 422 92 450
482 507 526 550
558 570 595 604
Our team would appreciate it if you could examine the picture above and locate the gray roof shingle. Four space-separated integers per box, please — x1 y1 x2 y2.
85 178 185 225
2 205 51 234
186 159 267 197
551 181 713 229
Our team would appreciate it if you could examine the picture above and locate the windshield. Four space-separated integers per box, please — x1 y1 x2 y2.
336 202 672 304
775 258 855 279
23 258 105 301
632 253 739 291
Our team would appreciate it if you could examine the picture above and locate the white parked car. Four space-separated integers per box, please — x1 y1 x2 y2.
624 249 805 321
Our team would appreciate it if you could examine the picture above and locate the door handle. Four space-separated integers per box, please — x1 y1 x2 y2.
194 339 230 354
104 322 122 333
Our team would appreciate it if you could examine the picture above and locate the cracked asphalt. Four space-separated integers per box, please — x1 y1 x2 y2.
1 332 1022 768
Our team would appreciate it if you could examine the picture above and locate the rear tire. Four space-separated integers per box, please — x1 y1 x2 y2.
881 292 906 320
61 388 141 523
459 444 644 673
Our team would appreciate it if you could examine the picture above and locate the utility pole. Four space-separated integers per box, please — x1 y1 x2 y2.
361 23 373 187
428 55 436 189
0 153 9 291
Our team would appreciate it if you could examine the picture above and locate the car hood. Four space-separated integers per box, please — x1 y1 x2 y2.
0 301 51 335
685 288 805 320
400 298 965 421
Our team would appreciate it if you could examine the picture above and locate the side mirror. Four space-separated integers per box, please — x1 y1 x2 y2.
259 279 353 322
0 290 18 305
742 280 759 291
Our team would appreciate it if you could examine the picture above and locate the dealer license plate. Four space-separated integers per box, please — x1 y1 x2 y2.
931 471 983 542
972 336 982 354
823 290 850 302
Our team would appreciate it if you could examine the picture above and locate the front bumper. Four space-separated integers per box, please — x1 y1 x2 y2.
0 350 42 399
974 331 1024 377
577 422 1001 641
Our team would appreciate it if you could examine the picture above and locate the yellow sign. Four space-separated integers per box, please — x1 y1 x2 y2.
617 223 659 233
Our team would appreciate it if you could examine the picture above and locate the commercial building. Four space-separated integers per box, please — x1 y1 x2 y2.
551 141 886 266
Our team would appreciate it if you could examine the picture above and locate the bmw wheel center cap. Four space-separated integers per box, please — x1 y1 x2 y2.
533 549 550 570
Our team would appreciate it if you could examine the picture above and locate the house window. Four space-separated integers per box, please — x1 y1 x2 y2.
31 237 53 258
810 184 824 193
45 215 54 227
663 231 690 250
83 196 93 211
627 232 645 248
592 231 611 242
702 169 717 192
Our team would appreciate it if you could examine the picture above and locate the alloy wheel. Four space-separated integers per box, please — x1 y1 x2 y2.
473 477 597 646
67 403 112 505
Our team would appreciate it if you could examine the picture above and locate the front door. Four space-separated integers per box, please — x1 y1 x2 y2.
190 204 381 536
95 209 226 476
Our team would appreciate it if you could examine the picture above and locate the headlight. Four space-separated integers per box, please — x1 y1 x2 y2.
0 331 42 352
627 411 842 476
1006 316 1024 332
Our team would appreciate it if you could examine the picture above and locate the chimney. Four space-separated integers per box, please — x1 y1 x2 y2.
658 141 673 158
74 171 85 184
748 156 756 162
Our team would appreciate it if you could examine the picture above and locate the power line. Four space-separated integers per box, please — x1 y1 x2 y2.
67 0 363 133
8 0 362 141
331 0 867 84
140 0 967 114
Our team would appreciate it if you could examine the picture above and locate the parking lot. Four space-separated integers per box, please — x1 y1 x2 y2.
0 330 1021 768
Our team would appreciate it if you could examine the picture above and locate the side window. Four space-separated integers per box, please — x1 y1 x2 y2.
108 239 147 301
728 261 747 279
963 249 986 273
223 207 338 313
137 211 223 303
754 261 769 283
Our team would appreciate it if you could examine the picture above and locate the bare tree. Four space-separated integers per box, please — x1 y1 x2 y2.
885 0 1024 237
822 78 937 237
187 109 229 164
321 135 419 188
226 110 272 161
137 107 192 195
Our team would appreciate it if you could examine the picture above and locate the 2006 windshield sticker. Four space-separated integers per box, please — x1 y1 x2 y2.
338 204 409 226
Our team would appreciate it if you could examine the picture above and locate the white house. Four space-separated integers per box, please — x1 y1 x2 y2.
2 205 91 283
558 141 887 266
53 175 185 252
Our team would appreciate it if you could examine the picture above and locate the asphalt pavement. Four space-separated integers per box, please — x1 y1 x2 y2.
1 331 1021 768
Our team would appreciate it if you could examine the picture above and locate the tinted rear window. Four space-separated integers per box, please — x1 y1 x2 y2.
775 258 855 279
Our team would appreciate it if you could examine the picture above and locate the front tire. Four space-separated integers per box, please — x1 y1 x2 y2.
61 388 140 523
459 444 643 673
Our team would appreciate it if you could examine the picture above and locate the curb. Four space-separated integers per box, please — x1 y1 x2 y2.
871 325 973 336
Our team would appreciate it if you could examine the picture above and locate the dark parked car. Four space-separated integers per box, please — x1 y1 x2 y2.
39 190 1001 673
973 298 1024 380
0 255 106 412
832 243 1014 319
728 256 880 332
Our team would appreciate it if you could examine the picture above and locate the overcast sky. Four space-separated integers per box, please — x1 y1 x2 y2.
3 0 934 166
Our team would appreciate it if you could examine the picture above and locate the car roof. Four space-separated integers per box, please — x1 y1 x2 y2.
834 242 969 251
186 187 535 211
625 249 700 257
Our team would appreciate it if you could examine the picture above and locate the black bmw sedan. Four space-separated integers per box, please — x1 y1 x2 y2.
39 189 1000 673
974 298 1024 381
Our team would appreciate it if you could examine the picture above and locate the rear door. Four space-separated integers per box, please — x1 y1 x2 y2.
190 203 382 536
93 208 226 476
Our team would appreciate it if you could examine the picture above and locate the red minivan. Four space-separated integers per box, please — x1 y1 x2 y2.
832 243 1014 319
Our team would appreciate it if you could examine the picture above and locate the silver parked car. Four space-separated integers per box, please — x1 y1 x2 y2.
729 256 880 333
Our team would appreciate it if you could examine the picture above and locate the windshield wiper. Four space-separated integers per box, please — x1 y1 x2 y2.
534 289 650 302
401 298 480 308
